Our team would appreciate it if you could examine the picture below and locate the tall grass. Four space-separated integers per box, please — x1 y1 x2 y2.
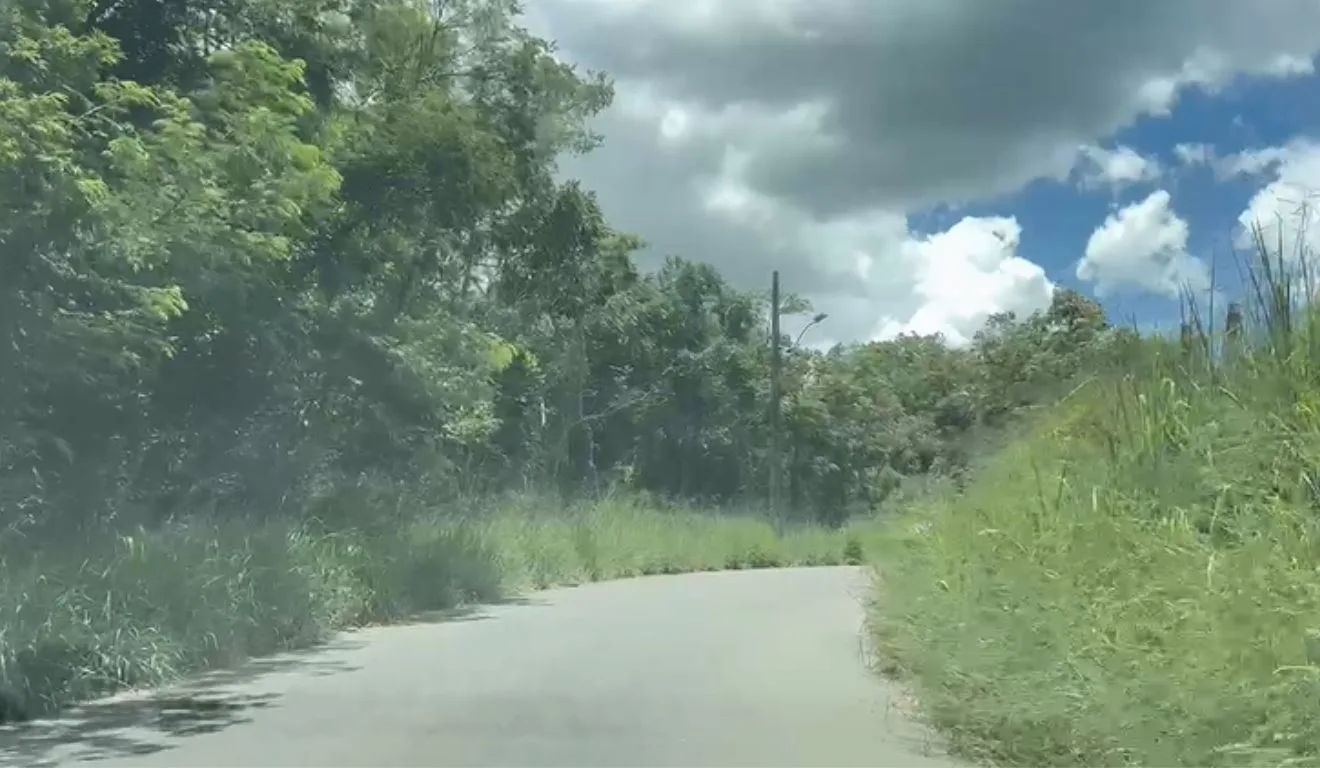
0 491 862 720
871 219 1320 766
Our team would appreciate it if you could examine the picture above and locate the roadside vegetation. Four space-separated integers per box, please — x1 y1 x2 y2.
873 226 1320 767
0 0 1098 722
11 0 1299 760
4 492 867 719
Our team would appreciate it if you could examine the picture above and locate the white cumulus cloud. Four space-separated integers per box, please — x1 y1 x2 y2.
1077 190 1209 297
1231 140 1320 261
876 217 1055 347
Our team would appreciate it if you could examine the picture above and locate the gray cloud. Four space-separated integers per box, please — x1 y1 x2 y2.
526 0 1320 344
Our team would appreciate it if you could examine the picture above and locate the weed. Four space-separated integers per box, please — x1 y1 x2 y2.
872 217 1320 766
0 492 851 720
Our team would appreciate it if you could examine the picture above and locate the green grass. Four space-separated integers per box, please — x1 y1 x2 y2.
869 225 1320 766
0 491 861 720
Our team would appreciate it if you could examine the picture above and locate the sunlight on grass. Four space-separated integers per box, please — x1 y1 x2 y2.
0 493 855 718
870 219 1320 767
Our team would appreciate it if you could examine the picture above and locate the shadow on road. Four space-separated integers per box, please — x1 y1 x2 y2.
181 635 367 689
0 595 547 766
0 691 279 767
402 595 547 627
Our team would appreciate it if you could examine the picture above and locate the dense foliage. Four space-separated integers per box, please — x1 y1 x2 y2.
1 0 1112 541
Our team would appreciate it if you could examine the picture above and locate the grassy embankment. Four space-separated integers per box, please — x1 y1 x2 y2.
0 491 864 720
871 230 1320 767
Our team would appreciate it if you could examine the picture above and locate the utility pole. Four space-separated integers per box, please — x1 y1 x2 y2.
769 271 782 518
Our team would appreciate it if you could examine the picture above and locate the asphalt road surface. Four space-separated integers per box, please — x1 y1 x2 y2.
1 566 963 767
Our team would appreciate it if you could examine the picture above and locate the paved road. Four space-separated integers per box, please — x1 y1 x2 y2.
1 566 961 767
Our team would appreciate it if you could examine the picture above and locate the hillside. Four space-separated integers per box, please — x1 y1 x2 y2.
873 231 1320 766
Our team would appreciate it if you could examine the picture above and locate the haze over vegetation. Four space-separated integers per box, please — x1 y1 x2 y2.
3 0 1318 765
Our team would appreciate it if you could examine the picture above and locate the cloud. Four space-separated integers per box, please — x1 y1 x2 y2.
1229 140 1320 260
1169 139 1320 295
1173 142 1216 168
876 217 1055 347
1073 145 1163 192
525 0 1320 343
1224 146 1298 179
1077 190 1209 297
1173 141 1299 180
688 154 1053 347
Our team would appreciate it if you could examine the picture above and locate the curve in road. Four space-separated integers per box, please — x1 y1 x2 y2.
1 566 964 767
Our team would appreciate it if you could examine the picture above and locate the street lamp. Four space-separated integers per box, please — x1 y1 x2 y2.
785 312 826 517
769 270 828 519
794 312 828 347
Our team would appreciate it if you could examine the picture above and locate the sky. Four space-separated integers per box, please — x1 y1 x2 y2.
522 0 1320 348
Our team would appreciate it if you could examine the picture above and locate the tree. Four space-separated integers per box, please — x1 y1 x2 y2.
0 0 1118 536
